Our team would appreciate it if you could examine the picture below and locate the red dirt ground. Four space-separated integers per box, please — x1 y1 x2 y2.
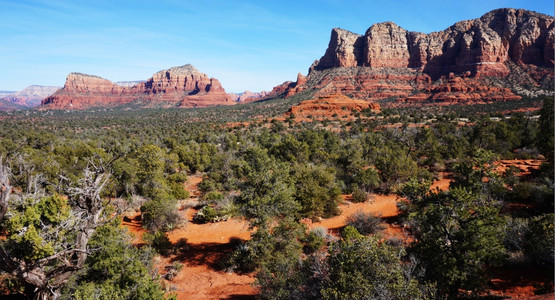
122 174 256 300
494 159 544 176
121 165 552 299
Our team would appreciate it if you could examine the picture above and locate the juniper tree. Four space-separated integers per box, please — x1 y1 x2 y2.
0 157 115 300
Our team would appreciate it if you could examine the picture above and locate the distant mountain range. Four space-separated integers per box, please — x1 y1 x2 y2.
5 8 552 111
0 85 60 111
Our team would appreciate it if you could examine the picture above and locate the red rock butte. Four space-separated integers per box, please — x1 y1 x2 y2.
275 8 553 106
41 65 233 110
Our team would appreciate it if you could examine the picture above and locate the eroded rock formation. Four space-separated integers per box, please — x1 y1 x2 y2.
41 65 233 109
313 8 553 77
287 94 380 119
281 8 553 106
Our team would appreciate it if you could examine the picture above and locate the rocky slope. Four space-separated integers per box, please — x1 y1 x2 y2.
0 99 25 111
287 94 380 120
279 8 553 106
1 85 60 108
41 65 233 109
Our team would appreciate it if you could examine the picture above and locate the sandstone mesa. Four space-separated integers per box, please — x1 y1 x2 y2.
41 65 233 109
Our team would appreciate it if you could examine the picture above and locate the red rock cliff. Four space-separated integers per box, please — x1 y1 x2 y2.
312 8 554 78
275 8 553 106
41 65 232 109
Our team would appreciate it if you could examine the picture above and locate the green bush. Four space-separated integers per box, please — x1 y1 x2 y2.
143 231 172 255
351 188 369 203
346 211 383 235
193 206 219 223
302 228 327 254
524 213 554 271
140 195 181 232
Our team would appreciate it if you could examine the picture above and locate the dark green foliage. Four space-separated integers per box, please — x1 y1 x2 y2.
61 221 171 299
537 97 554 162
234 148 299 226
320 227 433 300
224 219 305 274
374 147 419 192
4 194 71 261
193 205 219 223
143 231 173 255
523 214 554 271
301 228 327 255
351 187 369 203
201 191 224 204
292 164 341 219
352 167 380 193
408 188 506 296
253 222 434 300
140 195 181 232
451 148 500 193
0 94 551 299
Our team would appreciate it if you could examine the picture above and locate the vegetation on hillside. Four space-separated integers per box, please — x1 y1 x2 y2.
0 96 552 299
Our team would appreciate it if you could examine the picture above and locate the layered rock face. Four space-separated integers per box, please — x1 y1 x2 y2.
287 94 380 120
41 65 233 109
41 73 135 109
313 8 553 77
401 73 522 104
281 8 553 106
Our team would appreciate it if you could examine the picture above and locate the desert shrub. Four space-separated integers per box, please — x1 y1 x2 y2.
222 242 258 273
524 213 554 271
201 191 224 204
353 167 381 192
60 222 169 300
169 181 190 199
224 220 305 274
503 217 529 253
320 226 434 300
408 187 506 296
345 211 383 235
193 205 219 223
143 231 172 255
509 181 554 213
164 262 184 281
302 228 327 254
140 195 181 232
351 187 369 203
293 163 341 219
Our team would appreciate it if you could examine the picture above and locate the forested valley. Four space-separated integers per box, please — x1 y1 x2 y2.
0 97 553 300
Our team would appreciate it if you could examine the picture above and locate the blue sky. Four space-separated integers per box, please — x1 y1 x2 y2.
0 0 552 93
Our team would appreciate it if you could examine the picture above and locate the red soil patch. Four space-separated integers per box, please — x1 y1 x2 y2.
120 212 144 244
121 174 256 300
121 170 550 299
285 94 380 122
431 172 452 192
494 159 544 176
304 194 412 242
310 194 399 231
185 174 204 198
486 266 554 299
